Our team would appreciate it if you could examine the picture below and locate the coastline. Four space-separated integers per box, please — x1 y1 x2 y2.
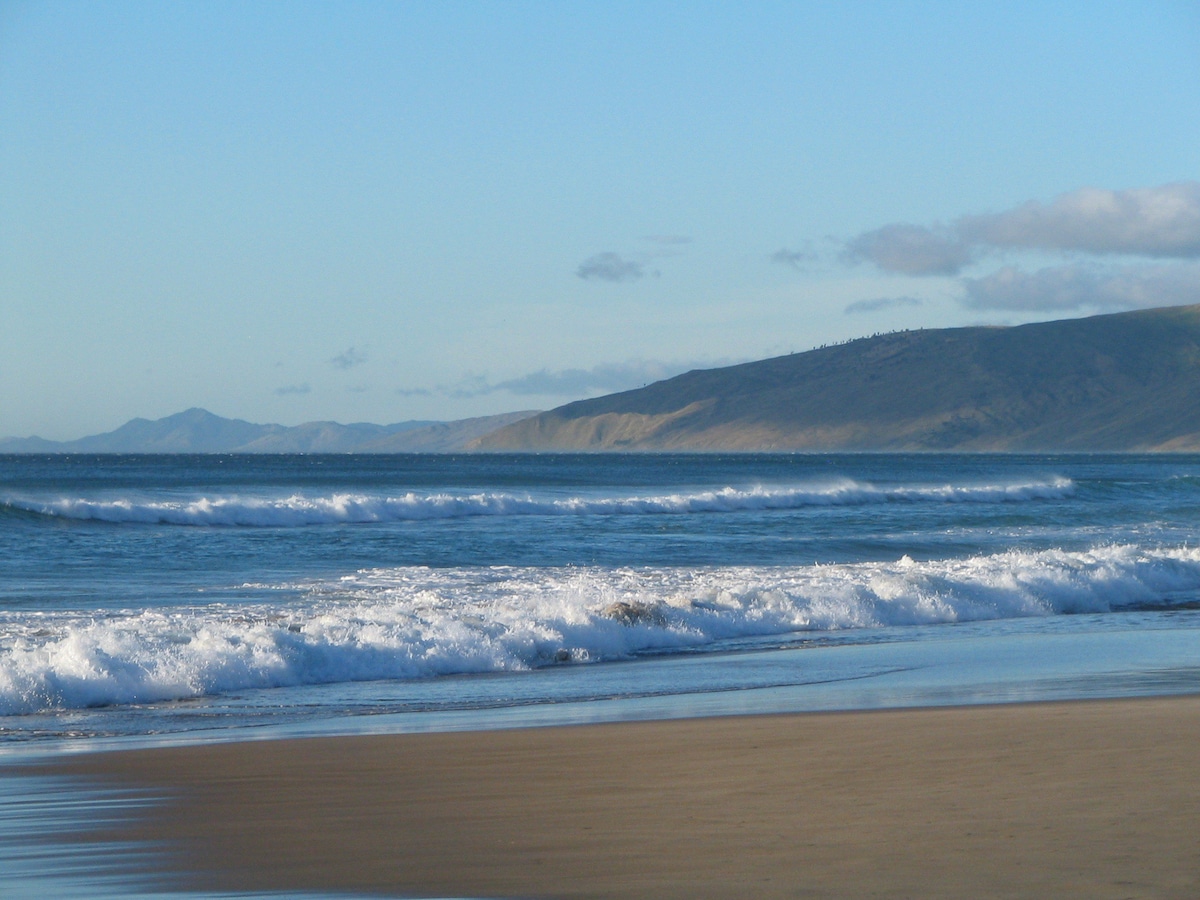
45 696 1200 899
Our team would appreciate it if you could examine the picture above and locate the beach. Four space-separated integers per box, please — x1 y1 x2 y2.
52 696 1200 899
8 453 1200 897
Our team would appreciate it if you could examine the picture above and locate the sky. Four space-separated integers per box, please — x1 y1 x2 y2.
2 1 1199 440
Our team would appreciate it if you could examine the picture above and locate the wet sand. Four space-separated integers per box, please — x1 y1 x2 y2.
53 697 1200 899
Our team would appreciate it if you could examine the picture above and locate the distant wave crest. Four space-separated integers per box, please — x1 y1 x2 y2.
2 477 1074 527
0 540 1194 714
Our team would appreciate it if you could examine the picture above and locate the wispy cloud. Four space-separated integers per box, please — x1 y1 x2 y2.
771 247 816 270
274 383 311 396
397 359 737 401
444 375 493 399
576 252 645 282
492 361 694 396
330 347 367 370
961 262 1200 312
576 236 692 283
844 296 923 315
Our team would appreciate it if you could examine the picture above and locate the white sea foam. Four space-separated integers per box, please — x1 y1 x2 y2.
1 541 1196 715
2 477 1074 527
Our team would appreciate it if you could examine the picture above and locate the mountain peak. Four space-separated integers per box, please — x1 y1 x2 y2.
1 410 540 454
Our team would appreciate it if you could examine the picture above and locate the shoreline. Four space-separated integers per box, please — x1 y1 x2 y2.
41 695 1200 899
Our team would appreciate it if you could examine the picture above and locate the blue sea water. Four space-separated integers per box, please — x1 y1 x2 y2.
1 452 1199 749
3 452 1200 898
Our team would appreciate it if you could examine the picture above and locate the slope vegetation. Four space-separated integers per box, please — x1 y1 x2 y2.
476 305 1200 452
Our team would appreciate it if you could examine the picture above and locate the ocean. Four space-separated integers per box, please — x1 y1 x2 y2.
3 452 1200 895
3 451 1200 745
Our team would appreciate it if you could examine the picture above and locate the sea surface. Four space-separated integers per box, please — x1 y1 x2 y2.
3 452 1200 896
2 451 1200 748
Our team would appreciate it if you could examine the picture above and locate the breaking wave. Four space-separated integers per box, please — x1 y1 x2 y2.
2 477 1074 527
0 541 1195 715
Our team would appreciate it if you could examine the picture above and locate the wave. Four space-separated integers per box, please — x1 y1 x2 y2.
1 477 1074 527
0 541 1195 715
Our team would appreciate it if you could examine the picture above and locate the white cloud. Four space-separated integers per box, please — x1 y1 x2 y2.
274 383 312 396
961 262 1200 312
843 182 1200 276
959 182 1200 258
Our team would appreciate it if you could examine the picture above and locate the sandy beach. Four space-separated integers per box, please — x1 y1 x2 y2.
50 697 1200 899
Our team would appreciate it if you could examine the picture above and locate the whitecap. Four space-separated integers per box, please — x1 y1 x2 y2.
1 540 1194 715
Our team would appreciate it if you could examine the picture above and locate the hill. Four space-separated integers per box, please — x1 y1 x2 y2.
475 304 1200 452
0 409 537 454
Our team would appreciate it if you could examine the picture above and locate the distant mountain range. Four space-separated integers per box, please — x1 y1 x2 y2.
10 304 1200 454
0 408 538 454
478 304 1200 452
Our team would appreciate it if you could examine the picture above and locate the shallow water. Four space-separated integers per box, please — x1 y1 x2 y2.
4 452 1200 743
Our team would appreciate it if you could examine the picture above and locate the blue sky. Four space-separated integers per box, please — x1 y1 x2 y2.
3 1 1199 439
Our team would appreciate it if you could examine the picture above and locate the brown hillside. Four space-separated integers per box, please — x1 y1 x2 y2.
476 304 1200 451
